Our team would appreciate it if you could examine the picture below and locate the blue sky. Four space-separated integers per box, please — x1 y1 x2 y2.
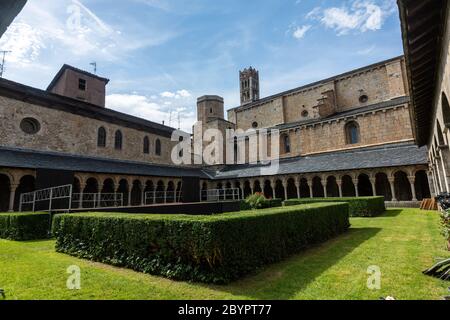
0 0 402 132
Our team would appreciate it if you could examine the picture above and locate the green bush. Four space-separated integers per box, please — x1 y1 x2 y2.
243 193 282 210
284 197 385 217
53 203 350 284
0 212 51 241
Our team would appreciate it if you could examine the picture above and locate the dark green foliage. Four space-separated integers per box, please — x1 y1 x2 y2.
0 212 51 241
53 203 350 284
284 197 385 217
243 193 282 210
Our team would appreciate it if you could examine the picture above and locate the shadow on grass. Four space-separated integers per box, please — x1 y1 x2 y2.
203 227 381 300
380 209 403 217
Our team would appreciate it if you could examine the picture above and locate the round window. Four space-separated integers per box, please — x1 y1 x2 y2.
252 121 258 128
20 118 41 135
301 110 309 118
359 94 369 103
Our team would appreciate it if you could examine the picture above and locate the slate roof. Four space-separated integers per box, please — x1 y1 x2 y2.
212 142 428 180
0 146 208 179
272 96 410 131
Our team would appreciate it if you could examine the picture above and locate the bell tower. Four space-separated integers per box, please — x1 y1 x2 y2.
240 67 260 105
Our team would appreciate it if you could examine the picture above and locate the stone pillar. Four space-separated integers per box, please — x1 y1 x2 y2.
308 179 313 198
408 176 418 201
8 183 18 212
388 177 397 201
128 189 132 207
282 179 288 200
295 179 301 198
370 178 377 196
336 180 343 198
80 183 87 208
354 177 359 197
322 180 327 198
439 152 450 192
250 180 254 195
141 182 145 206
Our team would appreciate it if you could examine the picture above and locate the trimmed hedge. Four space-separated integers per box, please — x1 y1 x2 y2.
284 197 386 217
0 212 51 241
53 203 350 284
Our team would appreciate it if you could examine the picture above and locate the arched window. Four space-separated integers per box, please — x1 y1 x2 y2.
345 121 360 145
97 127 106 148
282 134 291 153
143 136 150 154
155 139 161 156
115 130 123 150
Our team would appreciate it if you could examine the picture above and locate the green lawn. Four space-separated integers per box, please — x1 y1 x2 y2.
0 208 448 300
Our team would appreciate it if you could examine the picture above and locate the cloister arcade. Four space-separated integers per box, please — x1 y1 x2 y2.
0 165 432 212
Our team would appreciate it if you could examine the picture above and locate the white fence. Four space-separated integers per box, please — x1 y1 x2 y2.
19 185 73 212
201 188 241 202
144 191 182 205
71 193 124 209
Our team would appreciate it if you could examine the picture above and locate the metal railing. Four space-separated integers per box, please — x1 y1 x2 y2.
71 193 123 209
19 185 73 212
201 188 241 202
144 191 182 205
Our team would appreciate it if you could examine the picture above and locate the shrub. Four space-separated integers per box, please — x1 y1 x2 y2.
243 193 282 210
0 212 51 241
53 203 350 284
284 197 385 217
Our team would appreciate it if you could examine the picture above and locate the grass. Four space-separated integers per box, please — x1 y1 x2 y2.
0 208 448 300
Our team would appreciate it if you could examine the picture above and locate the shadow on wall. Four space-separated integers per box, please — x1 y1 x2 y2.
202 227 381 300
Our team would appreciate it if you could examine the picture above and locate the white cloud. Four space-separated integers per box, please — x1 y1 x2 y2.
293 25 311 39
106 93 196 133
160 89 192 99
307 0 394 36
356 45 376 55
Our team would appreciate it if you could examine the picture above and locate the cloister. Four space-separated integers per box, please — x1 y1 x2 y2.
0 164 432 212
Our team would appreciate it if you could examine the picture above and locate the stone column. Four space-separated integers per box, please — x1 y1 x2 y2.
354 176 359 197
370 178 377 196
80 183 87 208
434 162 444 193
388 177 397 201
322 180 327 198
408 176 418 201
282 179 288 201
307 178 313 198
336 180 343 198
295 178 301 198
250 180 254 195
141 182 146 206
8 183 18 212
439 151 450 192
128 189 132 207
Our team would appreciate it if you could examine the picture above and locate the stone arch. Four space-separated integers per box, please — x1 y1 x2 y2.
243 181 252 198
358 173 373 196
275 180 285 200
326 176 339 197
155 180 165 203
394 170 412 201
287 178 298 199
115 130 123 150
442 92 450 128
14 175 36 211
345 121 360 145
299 178 310 198
415 170 431 200
131 180 142 206
253 180 262 194
341 175 356 197
117 179 129 205
312 176 324 198
144 180 155 204
375 172 392 201
143 136 150 154
97 127 106 148
101 178 115 194
166 181 175 203
263 180 273 199
0 173 11 212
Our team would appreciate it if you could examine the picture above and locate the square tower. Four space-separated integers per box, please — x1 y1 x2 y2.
240 67 260 105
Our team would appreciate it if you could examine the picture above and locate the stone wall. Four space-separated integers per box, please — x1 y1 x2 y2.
0 96 176 165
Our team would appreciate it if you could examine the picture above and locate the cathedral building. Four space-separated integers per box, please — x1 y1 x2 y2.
0 56 431 211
